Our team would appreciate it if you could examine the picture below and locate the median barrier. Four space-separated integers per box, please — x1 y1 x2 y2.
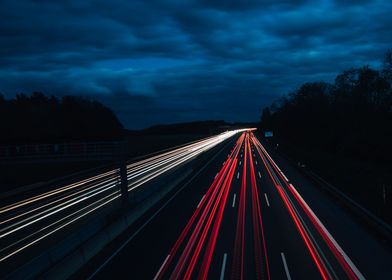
4 138 234 280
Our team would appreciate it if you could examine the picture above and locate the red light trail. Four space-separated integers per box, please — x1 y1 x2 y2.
154 130 365 279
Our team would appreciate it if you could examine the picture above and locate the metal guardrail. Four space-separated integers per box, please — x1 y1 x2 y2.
0 136 218 201
0 141 122 163
0 130 244 266
1 131 241 279
261 140 392 245
304 170 392 244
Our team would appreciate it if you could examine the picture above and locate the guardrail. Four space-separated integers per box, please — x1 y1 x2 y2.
303 169 392 245
1 130 245 279
0 141 122 163
261 140 392 246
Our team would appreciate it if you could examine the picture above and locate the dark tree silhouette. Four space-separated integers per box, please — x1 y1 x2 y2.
260 51 392 163
259 50 392 222
0 93 124 144
382 49 392 83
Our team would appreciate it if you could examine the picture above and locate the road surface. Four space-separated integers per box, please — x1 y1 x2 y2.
0 130 245 271
80 131 391 280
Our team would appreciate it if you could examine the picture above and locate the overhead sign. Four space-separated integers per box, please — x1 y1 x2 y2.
264 131 273 137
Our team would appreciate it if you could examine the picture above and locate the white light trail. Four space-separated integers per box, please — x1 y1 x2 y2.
0 129 248 262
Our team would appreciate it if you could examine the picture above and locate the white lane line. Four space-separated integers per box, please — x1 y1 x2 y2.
197 195 205 208
220 253 228 280
153 254 171 280
264 193 270 207
281 252 291 280
239 161 242 165
287 183 365 280
255 138 364 279
237 172 240 179
232 194 237 208
87 140 233 280
255 161 258 165
258 171 262 178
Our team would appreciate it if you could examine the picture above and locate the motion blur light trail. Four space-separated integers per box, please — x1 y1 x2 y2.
231 134 248 280
0 129 246 262
251 133 365 280
1 129 368 280
155 131 366 279
154 133 244 280
247 136 270 280
155 131 272 279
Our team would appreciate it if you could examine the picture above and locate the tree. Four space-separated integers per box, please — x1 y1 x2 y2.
260 49 392 162
0 93 124 144
260 107 272 131
382 49 392 83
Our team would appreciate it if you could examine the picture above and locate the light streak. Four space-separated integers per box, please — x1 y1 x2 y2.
251 133 364 280
0 129 246 263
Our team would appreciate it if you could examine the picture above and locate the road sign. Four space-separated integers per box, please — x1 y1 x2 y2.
264 131 273 137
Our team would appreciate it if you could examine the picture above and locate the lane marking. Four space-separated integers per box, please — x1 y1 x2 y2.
237 172 240 179
264 193 270 207
254 138 338 279
281 252 291 280
255 161 258 165
239 161 242 165
153 254 170 280
253 134 361 279
287 183 365 280
258 171 262 179
232 194 237 208
220 253 228 280
87 139 234 280
197 195 205 208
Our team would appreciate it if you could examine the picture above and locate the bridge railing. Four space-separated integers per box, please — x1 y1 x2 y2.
0 141 122 163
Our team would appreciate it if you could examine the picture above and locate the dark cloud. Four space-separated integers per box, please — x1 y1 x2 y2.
0 0 391 128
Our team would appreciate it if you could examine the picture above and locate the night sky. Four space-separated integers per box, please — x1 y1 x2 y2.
1 1 391 129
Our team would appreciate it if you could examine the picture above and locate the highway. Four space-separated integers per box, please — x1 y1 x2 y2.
0 129 246 265
79 131 392 280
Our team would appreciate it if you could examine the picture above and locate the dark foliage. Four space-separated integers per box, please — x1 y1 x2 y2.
260 50 392 222
0 92 124 144
260 51 392 164
142 120 229 135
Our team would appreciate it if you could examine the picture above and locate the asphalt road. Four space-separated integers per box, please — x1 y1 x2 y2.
1 130 244 276
80 131 392 280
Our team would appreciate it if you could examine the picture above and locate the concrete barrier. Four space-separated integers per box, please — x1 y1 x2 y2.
39 168 192 280
5 165 191 280
4 138 234 280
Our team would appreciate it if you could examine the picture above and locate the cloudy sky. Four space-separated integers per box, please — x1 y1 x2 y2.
1 0 391 128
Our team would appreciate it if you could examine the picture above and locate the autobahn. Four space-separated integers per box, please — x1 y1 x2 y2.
2 129 391 279
0 129 246 265
79 131 391 280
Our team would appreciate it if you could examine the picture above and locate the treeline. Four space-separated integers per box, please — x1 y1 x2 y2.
261 50 392 164
0 92 124 144
142 120 228 135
